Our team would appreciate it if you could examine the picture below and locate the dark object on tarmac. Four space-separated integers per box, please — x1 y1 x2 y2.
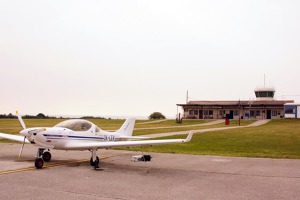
131 155 152 162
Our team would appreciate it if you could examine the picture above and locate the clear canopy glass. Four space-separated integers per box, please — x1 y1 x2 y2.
54 119 93 131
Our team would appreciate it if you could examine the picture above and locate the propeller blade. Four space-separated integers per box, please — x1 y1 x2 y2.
18 137 26 158
16 111 29 158
16 110 26 129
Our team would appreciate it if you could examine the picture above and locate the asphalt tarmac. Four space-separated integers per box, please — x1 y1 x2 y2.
1 143 300 200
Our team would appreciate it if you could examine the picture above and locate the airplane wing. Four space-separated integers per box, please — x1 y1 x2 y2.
0 133 30 143
119 135 149 140
64 131 194 150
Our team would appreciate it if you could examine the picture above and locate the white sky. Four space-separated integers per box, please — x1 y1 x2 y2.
0 0 299 118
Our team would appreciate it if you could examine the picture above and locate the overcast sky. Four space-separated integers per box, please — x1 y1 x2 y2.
0 0 299 118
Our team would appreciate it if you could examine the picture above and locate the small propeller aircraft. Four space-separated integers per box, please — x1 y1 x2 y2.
0 112 193 169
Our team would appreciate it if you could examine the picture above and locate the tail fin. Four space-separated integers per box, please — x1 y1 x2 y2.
116 117 136 136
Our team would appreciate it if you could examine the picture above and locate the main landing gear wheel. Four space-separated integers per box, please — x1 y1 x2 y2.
90 156 99 169
42 152 51 162
94 159 99 170
35 158 44 169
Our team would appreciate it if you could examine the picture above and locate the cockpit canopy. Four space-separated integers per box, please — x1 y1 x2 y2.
54 119 94 131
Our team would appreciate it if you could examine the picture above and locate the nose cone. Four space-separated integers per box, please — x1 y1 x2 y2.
20 129 30 137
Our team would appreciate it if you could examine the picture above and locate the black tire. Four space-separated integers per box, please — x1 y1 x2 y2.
90 157 94 166
42 152 51 162
90 156 99 166
94 159 100 169
35 158 44 169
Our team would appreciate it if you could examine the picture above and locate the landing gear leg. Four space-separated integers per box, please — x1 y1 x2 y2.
90 150 100 169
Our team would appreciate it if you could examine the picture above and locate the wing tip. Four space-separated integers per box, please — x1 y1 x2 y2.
184 130 194 142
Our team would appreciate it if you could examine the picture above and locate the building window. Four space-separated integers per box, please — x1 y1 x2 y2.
204 110 209 115
256 110 260 116
194 110 198 115
250 110 255 117
272 110 278 116
285 106 295 114
203 110 213 119
189 110 193 115
219 110 223 115
234 110 238 116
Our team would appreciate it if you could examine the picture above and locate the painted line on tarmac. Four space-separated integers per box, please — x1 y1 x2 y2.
0 155 113 175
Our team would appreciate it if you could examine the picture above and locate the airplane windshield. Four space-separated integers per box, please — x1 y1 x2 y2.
54 119 93 131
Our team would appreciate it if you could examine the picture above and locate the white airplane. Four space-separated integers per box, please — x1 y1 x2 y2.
0 112 193 169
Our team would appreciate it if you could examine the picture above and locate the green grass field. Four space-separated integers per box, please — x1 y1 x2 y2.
128 119 300 159
1 118 300 159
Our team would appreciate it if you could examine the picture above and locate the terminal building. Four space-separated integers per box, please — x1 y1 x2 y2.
177 88 294 120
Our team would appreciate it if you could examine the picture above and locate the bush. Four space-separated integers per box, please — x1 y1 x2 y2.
36 113 46 119
148 112 166 120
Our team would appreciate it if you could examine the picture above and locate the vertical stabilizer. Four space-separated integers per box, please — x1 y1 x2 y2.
116 118 136 136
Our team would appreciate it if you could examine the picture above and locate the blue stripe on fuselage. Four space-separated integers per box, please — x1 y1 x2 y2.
43 134 105 140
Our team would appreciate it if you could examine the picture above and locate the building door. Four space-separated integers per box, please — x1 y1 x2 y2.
199 110 203 119
230 110 234 119
267 110 271 119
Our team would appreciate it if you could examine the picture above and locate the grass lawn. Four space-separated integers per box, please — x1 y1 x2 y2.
127 119 300 159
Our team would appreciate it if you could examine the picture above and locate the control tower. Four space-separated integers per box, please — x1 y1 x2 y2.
254 87 275 101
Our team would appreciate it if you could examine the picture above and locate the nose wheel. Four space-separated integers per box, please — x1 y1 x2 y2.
35 158 44 169
34 148 52 169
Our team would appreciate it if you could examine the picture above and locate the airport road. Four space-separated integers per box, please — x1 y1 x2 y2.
1 143 300 200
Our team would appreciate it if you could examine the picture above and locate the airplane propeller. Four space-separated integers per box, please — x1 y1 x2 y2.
16 110 27 158
17 111 47 157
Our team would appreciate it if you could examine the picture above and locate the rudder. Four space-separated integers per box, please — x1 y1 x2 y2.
116 117 136 136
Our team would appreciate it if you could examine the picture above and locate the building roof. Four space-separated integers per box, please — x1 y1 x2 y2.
177 100 294 107
285 103 300 106
254 87 275 92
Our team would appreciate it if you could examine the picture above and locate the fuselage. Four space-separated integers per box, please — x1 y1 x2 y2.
21 119 122 150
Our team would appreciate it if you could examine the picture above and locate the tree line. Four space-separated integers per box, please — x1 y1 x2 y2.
0 113 52 119
0 112 167 120
0 113 108 119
